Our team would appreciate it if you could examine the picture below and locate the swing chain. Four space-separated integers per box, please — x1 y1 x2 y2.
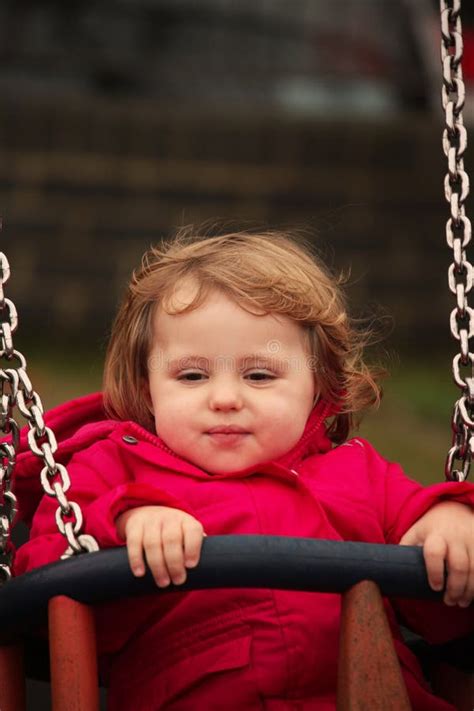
0 252 99 581
441 0 474 481
0 253 20 581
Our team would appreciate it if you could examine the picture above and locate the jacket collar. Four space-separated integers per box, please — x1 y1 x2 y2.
15 391 336 472
119 395 335 478
12 392 336 523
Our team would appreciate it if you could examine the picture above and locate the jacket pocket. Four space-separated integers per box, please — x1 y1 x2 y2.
118 631 263 710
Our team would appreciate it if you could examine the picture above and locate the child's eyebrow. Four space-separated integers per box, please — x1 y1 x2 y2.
167 353 287 368
240 353 285 363
166 355 208 369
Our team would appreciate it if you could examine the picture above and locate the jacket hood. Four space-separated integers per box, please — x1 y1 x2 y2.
12 392 336 526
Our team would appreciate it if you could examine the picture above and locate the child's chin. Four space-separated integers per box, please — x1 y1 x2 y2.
206 465 243 475
208 461 258 476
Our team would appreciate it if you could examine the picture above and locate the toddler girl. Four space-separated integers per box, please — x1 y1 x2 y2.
14 228 474 710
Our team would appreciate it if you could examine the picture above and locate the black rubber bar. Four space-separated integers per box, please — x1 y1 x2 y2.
0 536 441 631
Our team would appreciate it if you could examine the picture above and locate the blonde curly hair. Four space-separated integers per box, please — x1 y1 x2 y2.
103 226 383 443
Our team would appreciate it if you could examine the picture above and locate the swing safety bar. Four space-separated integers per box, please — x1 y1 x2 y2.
0 537 444 627
0 536 472 710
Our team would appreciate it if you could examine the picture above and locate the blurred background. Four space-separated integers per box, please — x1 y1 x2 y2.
2 0 474 485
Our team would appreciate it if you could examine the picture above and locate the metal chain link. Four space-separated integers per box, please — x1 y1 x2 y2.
0 252 20 582
0 251 98 583
441 0 474 481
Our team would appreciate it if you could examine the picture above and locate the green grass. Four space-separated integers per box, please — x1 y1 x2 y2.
14 345 462 487
358 358 459 485
22 348 103 411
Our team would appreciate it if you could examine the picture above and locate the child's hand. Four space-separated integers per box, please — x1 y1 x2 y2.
399 501 474 607
116 505 206 587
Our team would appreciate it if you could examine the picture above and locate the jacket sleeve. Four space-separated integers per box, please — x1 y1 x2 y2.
361 440 474 544
361 441 474 643
14 441 196 576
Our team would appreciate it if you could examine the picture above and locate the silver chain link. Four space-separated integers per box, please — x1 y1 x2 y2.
0 252 20 582
441 0 474 481
0 251 98 582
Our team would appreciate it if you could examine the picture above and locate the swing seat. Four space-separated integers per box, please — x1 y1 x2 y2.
0 537 472 711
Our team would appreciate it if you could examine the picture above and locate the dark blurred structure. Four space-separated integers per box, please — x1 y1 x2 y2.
0 0 432 110
0 0 473 352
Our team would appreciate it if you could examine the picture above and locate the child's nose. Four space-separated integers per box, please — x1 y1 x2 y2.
208 379 243 411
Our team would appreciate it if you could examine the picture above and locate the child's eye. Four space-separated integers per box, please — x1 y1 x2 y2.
246 371 276 381
177 372 206 381
176 371 275 382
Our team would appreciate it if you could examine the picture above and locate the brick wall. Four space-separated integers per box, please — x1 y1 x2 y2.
0 94 461 350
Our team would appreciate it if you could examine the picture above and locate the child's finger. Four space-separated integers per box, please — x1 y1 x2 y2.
162 522 187 585
182 519 205 568
398 528 419 546
125 523 146 577
143 528 170 587
423 534 447 592
444 543 469 605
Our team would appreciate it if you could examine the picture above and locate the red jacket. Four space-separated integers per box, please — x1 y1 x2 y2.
13 393 474 710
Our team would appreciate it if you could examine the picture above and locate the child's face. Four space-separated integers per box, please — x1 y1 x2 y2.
147 284 316 474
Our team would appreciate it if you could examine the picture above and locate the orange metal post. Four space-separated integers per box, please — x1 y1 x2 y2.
337 580 411 711
48 595 100 711
0 643 26 711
